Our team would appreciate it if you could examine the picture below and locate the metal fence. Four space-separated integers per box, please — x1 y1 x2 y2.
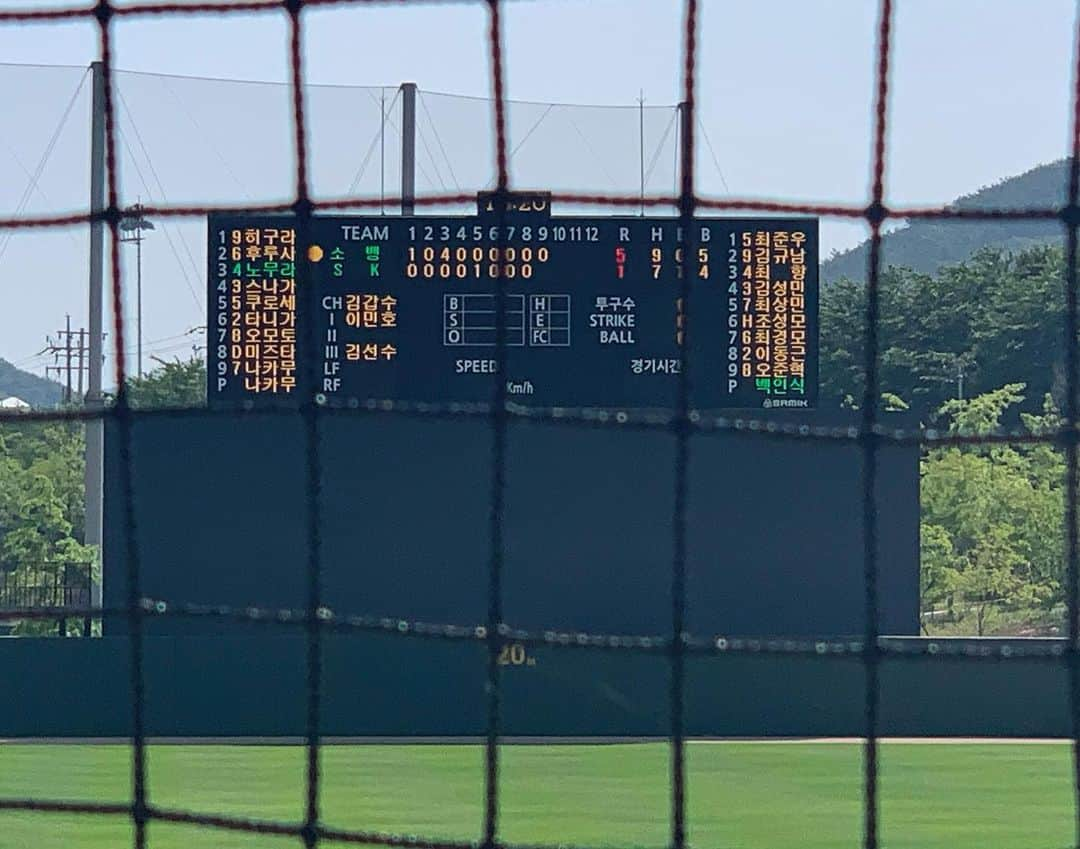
0 563 92 636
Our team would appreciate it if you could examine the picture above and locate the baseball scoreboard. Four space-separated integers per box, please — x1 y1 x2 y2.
207 198 818 409
110 203 922 654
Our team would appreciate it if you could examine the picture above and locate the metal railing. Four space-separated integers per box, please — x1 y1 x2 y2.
0 563 92 636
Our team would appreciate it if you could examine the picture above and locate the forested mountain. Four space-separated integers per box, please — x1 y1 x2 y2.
0 359 62 408
822 160 1069 284
820 243 1070 419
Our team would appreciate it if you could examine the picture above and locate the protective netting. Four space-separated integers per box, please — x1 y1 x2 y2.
0 62 683 381
0 1 1079 849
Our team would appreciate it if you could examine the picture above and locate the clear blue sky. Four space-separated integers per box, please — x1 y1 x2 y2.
0 0 1076 378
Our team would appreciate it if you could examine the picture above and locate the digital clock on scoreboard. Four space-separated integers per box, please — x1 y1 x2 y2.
207 209 818 410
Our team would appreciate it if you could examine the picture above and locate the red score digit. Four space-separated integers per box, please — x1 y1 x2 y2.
614 246 626 279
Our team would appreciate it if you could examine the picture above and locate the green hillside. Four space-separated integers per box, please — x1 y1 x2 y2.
822 159 1069 283
0 358 63 407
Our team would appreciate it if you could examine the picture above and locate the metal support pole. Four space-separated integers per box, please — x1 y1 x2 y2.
85 60 106 616
380 87 386 215
77 329 85 400
676 101 690 199
673 103 682 199
64 314 72 404
639 91 645 216
83 563 91 637
136 227 142 378
400 82 417 215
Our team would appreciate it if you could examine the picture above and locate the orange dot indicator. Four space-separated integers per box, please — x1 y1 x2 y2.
308 245 324 262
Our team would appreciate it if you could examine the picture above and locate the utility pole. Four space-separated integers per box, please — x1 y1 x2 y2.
44 316 88 404
44 319 70 403
76 329 86 400
400 82 417 215
85 59 106 614
64 315 72 403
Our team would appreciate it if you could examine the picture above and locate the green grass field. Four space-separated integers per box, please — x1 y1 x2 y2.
0 741 1074 849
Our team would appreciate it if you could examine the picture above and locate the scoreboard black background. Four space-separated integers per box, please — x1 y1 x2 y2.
104 409 919 639
208 212 818 411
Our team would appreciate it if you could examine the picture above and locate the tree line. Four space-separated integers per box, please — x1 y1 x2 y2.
823 243 1076 634
0 361 204 633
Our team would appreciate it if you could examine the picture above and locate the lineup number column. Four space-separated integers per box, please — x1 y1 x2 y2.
211 225 298 399
726 232 741 395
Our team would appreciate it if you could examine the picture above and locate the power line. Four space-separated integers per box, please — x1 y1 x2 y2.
109 330 202 359
158 75 253 204
115 88 204 312
0 146 83 254
9 349 52 369
118 88 205 289
0 67 88 264
568 114 619 189
345 87 402 202
509 103 554 161
114 121 203 315
376 96 439 194
698 117 732 195
643 107 678 189
345 113 388 197
419 90 461 191
416 120 449 192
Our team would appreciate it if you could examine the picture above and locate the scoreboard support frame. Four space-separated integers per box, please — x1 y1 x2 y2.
400 82 417 216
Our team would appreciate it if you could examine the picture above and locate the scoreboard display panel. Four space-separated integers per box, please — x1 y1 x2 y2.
208 204 818 410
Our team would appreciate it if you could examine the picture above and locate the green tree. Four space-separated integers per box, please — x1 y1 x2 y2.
921 384 1063 635
919 522 961 633
0 418 95 635
820 244 1074 421
121 356 206 409
0 425 89 568
952 525 1034 636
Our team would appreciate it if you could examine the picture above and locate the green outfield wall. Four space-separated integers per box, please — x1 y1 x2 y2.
0 636 1068 738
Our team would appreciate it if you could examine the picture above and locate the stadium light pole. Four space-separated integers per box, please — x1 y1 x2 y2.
119 203 155 378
